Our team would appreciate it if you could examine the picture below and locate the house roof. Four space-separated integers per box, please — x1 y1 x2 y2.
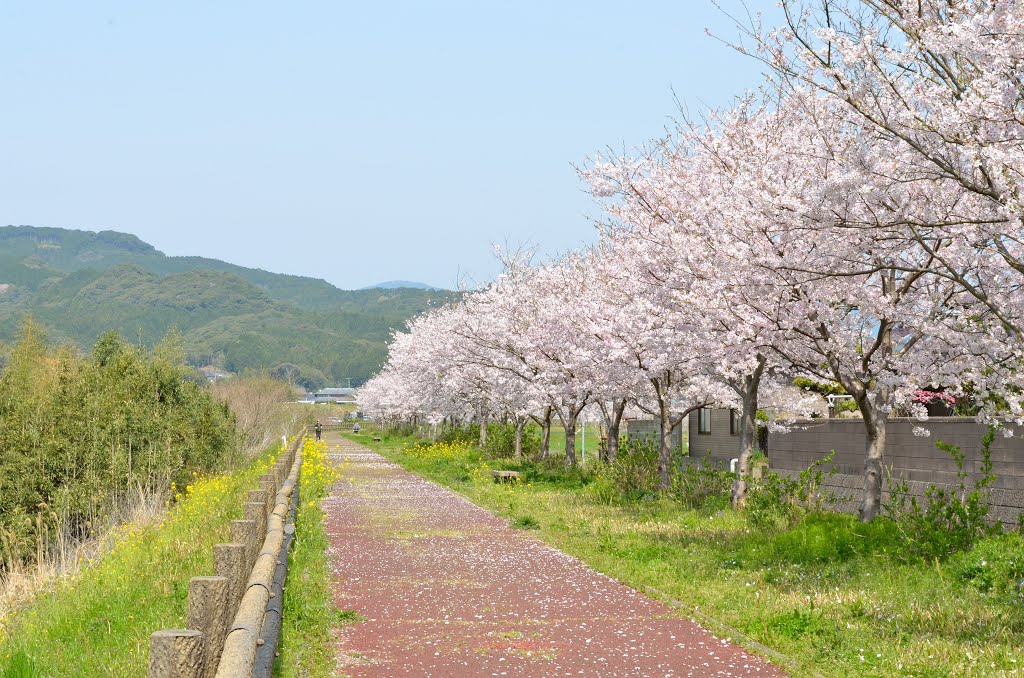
315 387 356 396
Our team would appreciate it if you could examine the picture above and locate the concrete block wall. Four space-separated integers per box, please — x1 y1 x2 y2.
622 418 684 451
768 418 1024 526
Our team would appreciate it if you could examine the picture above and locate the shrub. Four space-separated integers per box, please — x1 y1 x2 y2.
604 437 661 500
0 322 238 568
745 452 837 530
519 458 593 489
669 460 733 509
435 424 478 446
480 422 540 460
884 428 1000 561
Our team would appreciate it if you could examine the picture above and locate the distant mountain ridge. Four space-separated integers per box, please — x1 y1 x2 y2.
0 225 458 387
362 280 443 290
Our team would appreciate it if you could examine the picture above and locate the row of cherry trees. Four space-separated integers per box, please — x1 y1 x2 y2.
361 0 1024 521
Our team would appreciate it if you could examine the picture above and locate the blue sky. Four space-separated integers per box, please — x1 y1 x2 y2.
1 1 780 290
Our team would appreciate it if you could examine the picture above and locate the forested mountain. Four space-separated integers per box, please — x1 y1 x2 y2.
0 226 456 386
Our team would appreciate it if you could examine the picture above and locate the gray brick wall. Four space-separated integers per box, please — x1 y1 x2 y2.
769 418 1024 526
622 418 683 450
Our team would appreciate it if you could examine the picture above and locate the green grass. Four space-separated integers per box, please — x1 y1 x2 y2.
540 421 602 461
0 444 285 677
353 434 1024 678
275 436 355 677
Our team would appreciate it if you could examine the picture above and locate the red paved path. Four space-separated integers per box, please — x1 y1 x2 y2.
324 433 785 677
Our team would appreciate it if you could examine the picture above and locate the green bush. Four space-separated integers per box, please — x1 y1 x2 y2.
435 424 478 446
480 422 540 460
884 428 1000 560
745 452 837 530
585 438 729 508
600 436 661 501
519 458 593 489
669 460 733 509
0 321 238 567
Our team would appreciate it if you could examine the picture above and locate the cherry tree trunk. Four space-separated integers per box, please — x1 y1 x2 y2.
539 407 553 460
656 398 674 490
731 358 766 509
478 411 488 447
606 399 626 464
860 412 888 522
514 418 525 462
564 412 578 467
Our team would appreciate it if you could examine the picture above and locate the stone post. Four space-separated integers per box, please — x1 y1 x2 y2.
244 502 267 543
247 489 267 516
214 543 248 611
186 576 229 678
230 519 258 572
148 629 204 678
259 478 276 517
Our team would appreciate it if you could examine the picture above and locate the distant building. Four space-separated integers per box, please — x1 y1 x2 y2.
310 387 356 404
203 368 230 382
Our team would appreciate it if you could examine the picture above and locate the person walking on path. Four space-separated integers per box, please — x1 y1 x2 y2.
314 420 323 441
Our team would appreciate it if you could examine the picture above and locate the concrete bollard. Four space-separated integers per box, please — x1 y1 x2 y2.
215 440 304 677
187 577 229 678
244 502 267 543
261 472 276 496
230 519 258 572
259 478 275 517
214 542 248 611
148 629 205 678
247 489 267 515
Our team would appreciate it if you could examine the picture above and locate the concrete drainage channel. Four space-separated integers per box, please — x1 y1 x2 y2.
251 480 300 677
148 434 303 678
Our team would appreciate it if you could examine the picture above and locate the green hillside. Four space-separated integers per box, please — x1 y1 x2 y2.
0 225 456 386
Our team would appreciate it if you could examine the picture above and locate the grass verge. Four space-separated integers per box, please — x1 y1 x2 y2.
275 436 349 677
352 434 1024 678
0 442 287 677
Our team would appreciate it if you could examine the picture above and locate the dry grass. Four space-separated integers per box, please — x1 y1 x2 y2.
0 483 169 631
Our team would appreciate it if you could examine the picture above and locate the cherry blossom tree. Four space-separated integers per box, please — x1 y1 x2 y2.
745 0 1024 344
586 89 986 518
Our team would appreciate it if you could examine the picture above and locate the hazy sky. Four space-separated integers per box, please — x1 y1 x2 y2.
1 1 780 290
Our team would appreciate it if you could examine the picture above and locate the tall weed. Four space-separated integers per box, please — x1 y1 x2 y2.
480 422 540 460
884 428 1001 560
746 452 837 530
588 437 661 502
669 460 733 509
